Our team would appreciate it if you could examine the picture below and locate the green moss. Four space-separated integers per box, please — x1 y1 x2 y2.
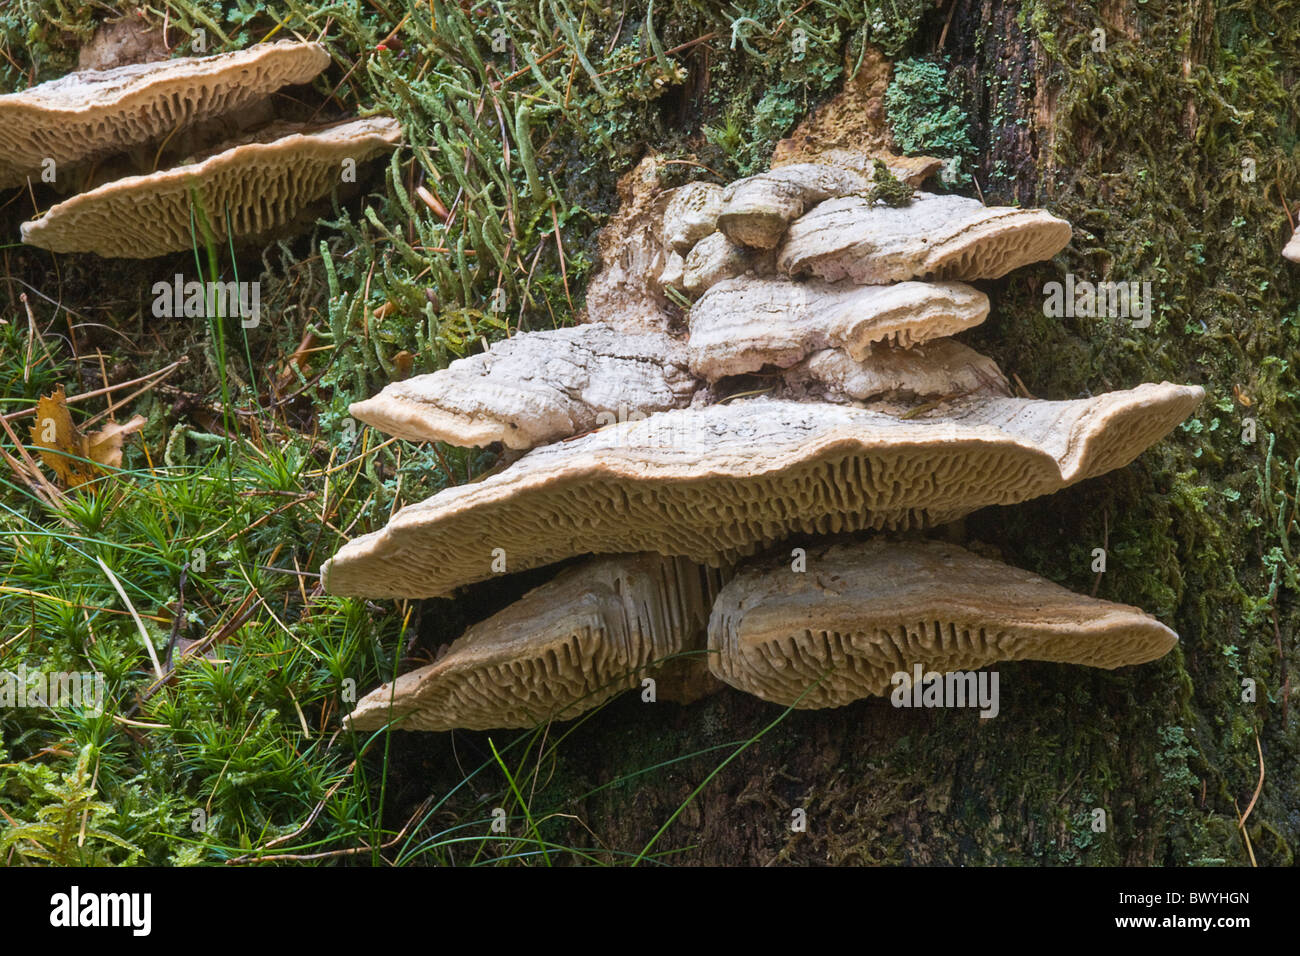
976 0 1300 865
3 0 1296 866
866 158 916 206
0 0 95 86
852 0 938 58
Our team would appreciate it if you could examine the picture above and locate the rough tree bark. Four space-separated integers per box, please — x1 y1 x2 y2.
380 0 1298 866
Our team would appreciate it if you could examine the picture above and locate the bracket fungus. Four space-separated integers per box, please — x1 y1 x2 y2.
777 340 1011 405
716 162 879 249
0 41 330 189
327 104 1201 731
20 117 401 258
662 181 724 253
777 192 1072 284
712 158 934 252
322 384 1201 600
349 324 697 449
345 554 726 731
1285 226 1300 263
680 231 758 296
686 276 990 380
707 540 1179 709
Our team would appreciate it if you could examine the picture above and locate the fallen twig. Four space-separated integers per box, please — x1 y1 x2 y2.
3 357 190 423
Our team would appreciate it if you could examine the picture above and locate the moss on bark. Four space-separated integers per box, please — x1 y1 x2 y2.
381 0 1298 866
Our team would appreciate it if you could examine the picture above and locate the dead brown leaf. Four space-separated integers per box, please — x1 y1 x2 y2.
30 385 145 488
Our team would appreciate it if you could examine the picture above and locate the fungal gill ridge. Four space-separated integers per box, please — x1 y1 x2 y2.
705 540 1179 709
344 555 726 731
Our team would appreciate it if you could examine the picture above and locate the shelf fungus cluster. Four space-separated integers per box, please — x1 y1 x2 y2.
1 41 401 257
326 151 1202 732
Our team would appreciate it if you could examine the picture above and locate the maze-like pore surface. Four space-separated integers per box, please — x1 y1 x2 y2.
346 554 724 731
321 385 1202 599
0 42 329 187
20 117 400 257
708 539 1179 708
